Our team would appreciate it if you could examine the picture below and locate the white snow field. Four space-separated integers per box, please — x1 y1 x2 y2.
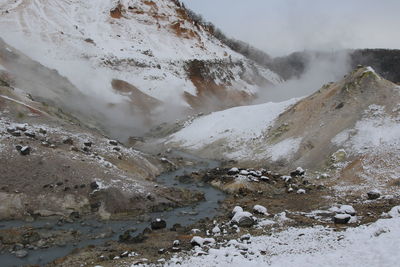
159 207 400 267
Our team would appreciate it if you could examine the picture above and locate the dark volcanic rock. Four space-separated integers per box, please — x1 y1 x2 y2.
83 141 92 147
333 214 351 224
24 131 36 138
151 218 167 230
367 190 381 200
90 181 99 190
20 146 31 155
62 137 74 145
109 140 118 146
227 167 239 175
290 167 305 177
9 129 21 136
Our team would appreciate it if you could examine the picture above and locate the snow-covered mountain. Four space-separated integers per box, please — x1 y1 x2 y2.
0 0 281 137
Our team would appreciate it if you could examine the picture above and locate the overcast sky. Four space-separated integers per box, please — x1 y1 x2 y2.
181 0 400 56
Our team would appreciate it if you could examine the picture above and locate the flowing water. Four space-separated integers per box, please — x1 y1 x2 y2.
0 151 225 267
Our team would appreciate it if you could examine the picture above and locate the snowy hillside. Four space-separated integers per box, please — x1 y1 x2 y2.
0 0 281 111
166 67 400 191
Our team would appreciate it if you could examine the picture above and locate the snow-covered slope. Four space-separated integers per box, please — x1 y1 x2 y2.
166 67 400 188
166 98 300 161
0 0 281 112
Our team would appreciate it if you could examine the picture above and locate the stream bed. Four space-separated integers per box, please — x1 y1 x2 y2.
0 151 225 267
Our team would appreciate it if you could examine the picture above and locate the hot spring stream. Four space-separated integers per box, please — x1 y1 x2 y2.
0 151 226 267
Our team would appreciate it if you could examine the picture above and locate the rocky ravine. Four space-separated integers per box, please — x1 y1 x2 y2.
0 77 203 221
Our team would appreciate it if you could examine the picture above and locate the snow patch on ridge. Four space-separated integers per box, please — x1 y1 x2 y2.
332 104 400 155
167 98 301 160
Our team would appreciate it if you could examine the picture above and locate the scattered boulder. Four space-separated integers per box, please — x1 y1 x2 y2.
367 190 381 200
15 250 28 258
253 205 268 215
172 240 180 247
151 218 167 230
231 211 255 227
8 129 21 136
90 181 99 190
333 214 351 224
297 189 306 194
211 226 221 234
24 131 36 138
240 234 251 241
20 146 31 155
239 170 249 175
15 124 27 131
84 141 92 147
227 167 239 175
160 157 170 164
171 246 181 252
388 206 400 218
338 205 356 216
291 167 305 177
190 236 215 247
249 170 262 177
62 137 74 145
69 211 80 219
109 140 118 146
231 206 243 217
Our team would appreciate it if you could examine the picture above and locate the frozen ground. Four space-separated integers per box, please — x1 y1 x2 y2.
159 206 400 267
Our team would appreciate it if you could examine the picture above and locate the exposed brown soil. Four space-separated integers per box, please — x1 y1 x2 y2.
184 59 253 111
110 4 123 19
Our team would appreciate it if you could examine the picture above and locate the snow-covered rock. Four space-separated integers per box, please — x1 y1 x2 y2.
190 236 216 247
232 206 244 215
296 189 306 194
231 211 255 227
253 205 268 215
388 206 400 218
334 214 351 224
338 205 356 216
166 210 400 266
212 226 221 235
